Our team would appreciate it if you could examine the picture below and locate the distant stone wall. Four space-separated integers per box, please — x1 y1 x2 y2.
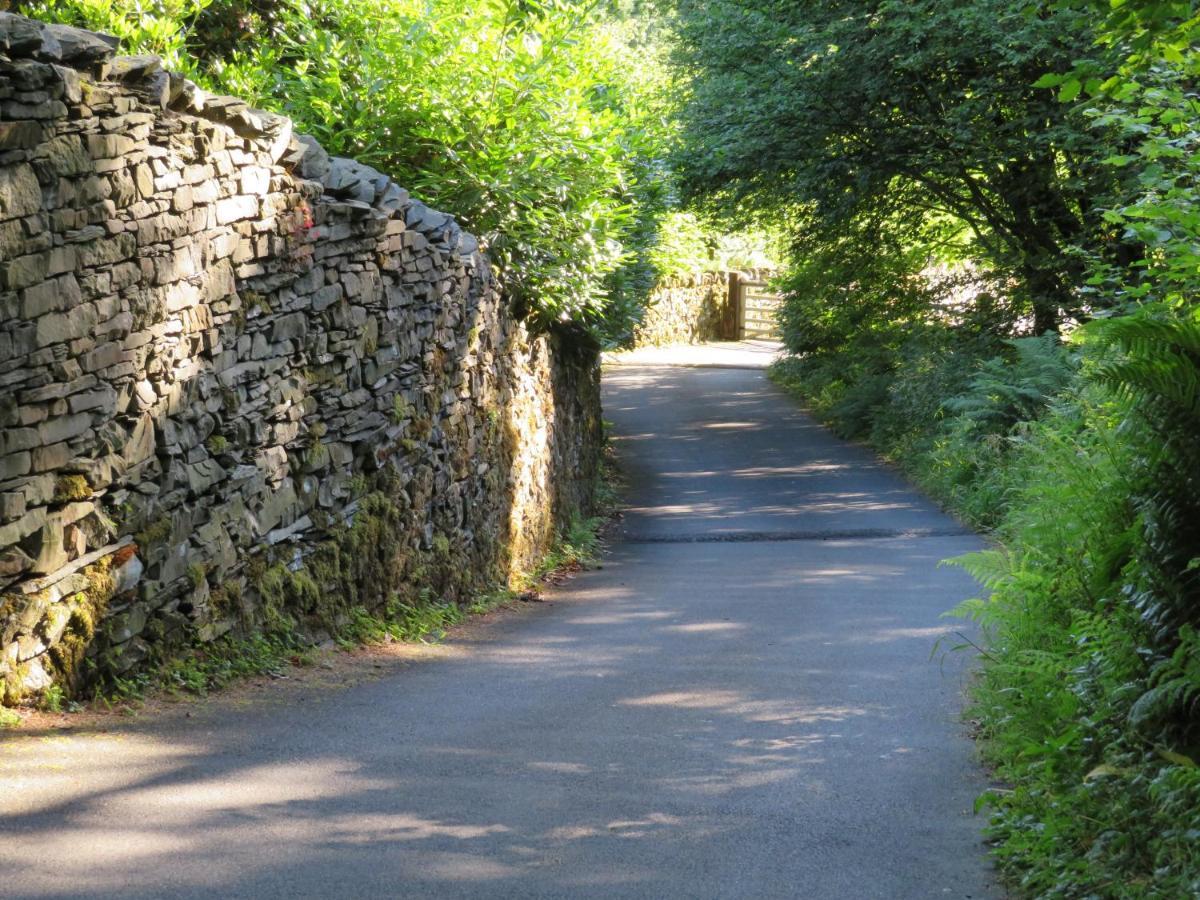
632 272 731 347
631 270 781 347
0 14 601 703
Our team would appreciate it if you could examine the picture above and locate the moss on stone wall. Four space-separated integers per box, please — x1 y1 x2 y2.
53 476 93 503
46 561 117 694
1 559 117 704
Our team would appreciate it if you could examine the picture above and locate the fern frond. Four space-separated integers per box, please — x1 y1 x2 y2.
944 548 1014 589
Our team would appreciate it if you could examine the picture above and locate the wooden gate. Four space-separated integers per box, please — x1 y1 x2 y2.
730 274 783 339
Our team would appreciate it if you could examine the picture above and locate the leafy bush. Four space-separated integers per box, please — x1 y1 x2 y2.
769 327 1073 529
944 335 1077 433
10 0 210 68
946 308 1200 896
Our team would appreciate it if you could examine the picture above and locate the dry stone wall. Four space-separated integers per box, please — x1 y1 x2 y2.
632 270 780 347
0 13 601 703
633 272 732 346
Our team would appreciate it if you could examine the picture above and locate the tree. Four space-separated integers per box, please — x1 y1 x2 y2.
670 0 1119 334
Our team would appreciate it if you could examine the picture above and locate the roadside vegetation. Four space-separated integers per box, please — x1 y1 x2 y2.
671 0 1200 893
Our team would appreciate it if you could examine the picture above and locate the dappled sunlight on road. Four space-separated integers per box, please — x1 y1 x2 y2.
619 688 744 709
661 621 746 634
570 610 675 626
415 853 524 882
473 641 633 673
0 727 749 895
744 561 906 588
0 535 981 897
127 759 397 813
660 766 807 797
605 365 958 542
619 689 875 727
730 462 878 476
0 732 199 810
602 340 784 372
526 760 593 774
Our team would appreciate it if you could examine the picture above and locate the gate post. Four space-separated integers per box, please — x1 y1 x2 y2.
726 271 741 340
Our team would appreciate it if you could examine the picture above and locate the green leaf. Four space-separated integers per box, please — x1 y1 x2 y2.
1058 78 1082 102
1032 72 1066 88
1158 749 1198 768
1083 764 1127 781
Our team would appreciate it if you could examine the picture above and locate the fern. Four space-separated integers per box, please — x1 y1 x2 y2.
944 333 1076 432
945 548 1014 590
1129 627 1200 735
1087 306 1200 750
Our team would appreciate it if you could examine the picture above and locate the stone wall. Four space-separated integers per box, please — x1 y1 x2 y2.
0 14 601 703
631 270 781 347
632 272 732 347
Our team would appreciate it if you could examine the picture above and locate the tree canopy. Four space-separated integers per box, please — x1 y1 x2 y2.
672 0 1129 334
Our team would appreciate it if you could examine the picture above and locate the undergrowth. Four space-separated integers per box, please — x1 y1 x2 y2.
332 509 609 659
518 514 605 588
337 591 466 648
768 330 1077 530
99 630 315 706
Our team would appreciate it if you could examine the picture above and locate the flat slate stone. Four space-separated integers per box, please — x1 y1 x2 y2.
0 13 44 56
43 23 118 65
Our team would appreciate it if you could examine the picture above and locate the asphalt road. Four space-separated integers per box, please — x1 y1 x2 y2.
0 349 997 899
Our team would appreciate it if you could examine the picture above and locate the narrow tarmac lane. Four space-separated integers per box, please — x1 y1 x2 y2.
0 346 996 899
